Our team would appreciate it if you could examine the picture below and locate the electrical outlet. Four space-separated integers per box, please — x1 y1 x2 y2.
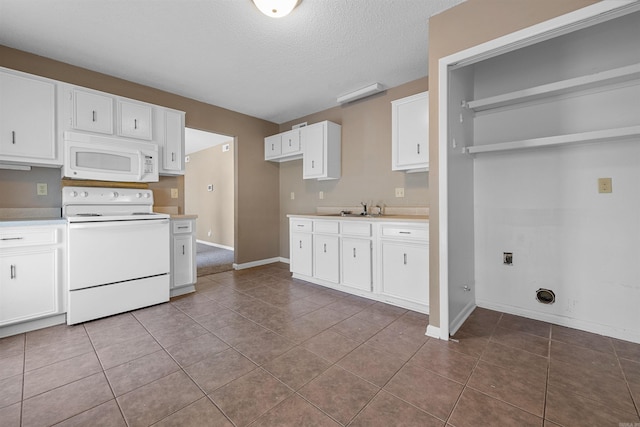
598 177 612 193
319 191 324 200
395 187 405 198
290 192 295 200
207 184 213 192
207 230 212 237
170 188 179 199
36 183 48 196
503 252 513 265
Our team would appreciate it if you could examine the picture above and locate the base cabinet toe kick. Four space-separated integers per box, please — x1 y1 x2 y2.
288 216 429 314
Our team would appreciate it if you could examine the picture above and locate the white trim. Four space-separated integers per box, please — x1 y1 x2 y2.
196 240 234 251
437 0 637 344
425 324 441 339
0 314 66 339
279 257 290 264
170 285 195 298
476 299 640 344
233 257 282 270
449 300 476 336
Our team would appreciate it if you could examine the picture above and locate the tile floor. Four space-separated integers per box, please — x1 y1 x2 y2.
1 263 639 426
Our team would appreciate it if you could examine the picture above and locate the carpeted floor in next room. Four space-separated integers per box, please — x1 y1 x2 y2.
196 243 234 276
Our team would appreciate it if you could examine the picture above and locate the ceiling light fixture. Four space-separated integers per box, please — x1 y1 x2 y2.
337 83 384 104
252 0 300 18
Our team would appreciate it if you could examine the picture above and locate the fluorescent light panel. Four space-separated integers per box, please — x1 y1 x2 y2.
337 83 384 104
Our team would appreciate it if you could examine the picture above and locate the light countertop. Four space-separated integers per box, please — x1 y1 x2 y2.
0 217 67 227
287 213 428 223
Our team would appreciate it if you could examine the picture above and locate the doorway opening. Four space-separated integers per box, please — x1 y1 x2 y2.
184 127 235 276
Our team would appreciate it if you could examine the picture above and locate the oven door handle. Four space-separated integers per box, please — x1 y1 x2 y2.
69 219 169 230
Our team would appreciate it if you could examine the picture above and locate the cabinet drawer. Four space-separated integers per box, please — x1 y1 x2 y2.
381 224 428 240
314 220 339 234
342 222 372 237
0 227 59 248
291 219 313 232
172 221 193 234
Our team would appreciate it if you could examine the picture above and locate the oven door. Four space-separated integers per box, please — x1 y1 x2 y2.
67 219 170 290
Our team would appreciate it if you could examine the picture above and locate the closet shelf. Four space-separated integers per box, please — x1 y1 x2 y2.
465 126 640 154
466 63 640 112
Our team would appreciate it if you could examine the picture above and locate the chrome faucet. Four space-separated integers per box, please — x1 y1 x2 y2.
361 202 368 216
375 205 383 215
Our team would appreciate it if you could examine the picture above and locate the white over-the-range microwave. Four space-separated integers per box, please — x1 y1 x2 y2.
63 131 159 182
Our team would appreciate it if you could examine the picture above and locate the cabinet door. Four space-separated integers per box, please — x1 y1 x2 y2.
290 232 312 276
281 129 301 155
0 72 56 161
381 241 429 304
314 234 340 284
302 122 325 178
264 134 282 159
118 100 153 140
0 249 58 325
341 237 372 291
392 92 429 170
163 109 185 172
73 89 114 134
173 234 194 288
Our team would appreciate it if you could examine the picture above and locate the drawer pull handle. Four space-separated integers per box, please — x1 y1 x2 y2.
323 243 327 253
417 143 420 154
92 110 97 122
10 264 16 279
404 253 407 265
297 224 304 227
271 143 274 151
182 245 185 255
299 240 302 249
312 160 315 168
134 119 138 129
1 237 24 241
353 248 356 258
177 226 189 229
399 231 411 234
172 152 176 162
12 130 16 144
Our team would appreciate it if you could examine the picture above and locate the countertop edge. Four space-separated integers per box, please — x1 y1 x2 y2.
287 214 428 222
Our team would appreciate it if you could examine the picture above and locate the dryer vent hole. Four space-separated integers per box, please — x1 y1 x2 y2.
536 288 555 304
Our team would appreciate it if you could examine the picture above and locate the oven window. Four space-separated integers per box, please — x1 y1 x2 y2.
76 152 132 172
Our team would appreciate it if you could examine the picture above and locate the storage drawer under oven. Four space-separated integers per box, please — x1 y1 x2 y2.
67 219 170 290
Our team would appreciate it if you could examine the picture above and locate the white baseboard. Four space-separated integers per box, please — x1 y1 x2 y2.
279 257 290 264
426 324 443 340
0 314 66 339
476 299 640 344
449 300 476 336
233 257 282 270
196 240 234 251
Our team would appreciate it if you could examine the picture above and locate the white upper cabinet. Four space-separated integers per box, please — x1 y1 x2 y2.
264 133 282 159
72 89 114 135
118 100 153 140
302 120 341 180
281 129 301 155
160 108 185 174
264 128 302 161
391 91 429 172
0 68 57 166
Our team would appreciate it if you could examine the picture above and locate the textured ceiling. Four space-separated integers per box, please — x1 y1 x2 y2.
0 0 465 124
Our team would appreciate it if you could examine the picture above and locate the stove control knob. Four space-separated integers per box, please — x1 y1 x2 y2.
136 193 142 198
144 193 151 198
70 191 78 197
111 191 119 198
80 191 89 198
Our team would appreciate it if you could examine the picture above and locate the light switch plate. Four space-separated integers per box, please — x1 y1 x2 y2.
395 187 405 198
36 183 48 196
171 188 179 199
319 191 324 200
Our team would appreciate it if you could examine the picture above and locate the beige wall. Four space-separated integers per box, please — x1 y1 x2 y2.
0 45 279 264
278 78 429 258
185 143 235 248
427 0 600 329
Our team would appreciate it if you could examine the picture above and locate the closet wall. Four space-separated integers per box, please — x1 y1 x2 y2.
450 9 640 341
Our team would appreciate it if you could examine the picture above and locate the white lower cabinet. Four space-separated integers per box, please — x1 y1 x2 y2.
314 234 340 284
288 216 428 313
170 218 196 297
380 241 429 304
0 223 66 336
341 237 372 291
